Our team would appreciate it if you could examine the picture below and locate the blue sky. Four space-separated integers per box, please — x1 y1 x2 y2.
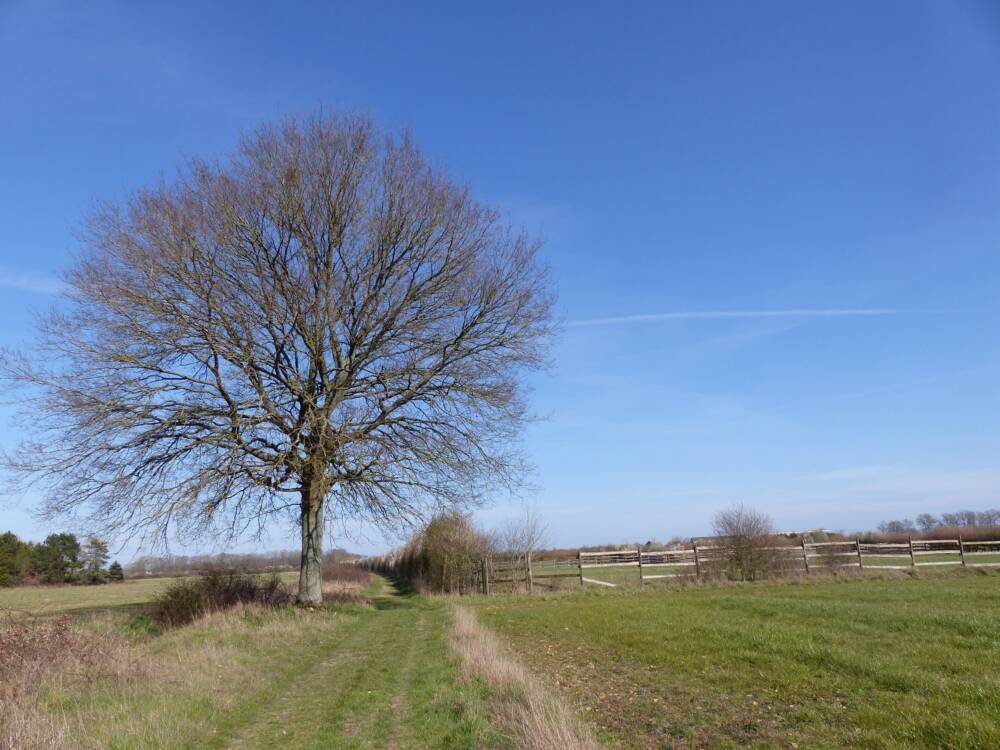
2 0 999 555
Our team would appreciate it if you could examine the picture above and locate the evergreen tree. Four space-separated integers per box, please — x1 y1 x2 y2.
0 531 32 586
33 533 81 583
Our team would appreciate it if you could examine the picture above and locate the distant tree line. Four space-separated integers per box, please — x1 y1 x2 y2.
877 509 1000 534
0 531 123 587
126 548 357 579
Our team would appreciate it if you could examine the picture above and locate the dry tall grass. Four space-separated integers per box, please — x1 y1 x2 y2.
450 605 600 750
322 562 374 585
0 603 335 749
0 614 136 749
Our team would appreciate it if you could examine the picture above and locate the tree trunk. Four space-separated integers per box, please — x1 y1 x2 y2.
297 478 324 604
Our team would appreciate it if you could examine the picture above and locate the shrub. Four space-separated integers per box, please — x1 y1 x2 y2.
365 512 496 594
80 569 108 585
411 512 494 593
151 572 290 628
712 504 780 581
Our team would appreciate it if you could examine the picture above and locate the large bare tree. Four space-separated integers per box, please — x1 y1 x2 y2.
1 113 555 603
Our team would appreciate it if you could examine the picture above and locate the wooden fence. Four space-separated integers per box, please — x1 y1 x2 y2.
485 536 1000 592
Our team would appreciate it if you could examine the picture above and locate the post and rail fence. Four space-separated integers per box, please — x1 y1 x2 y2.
360 536 1000 595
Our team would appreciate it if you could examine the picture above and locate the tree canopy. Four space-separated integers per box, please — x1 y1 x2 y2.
2 112 556 602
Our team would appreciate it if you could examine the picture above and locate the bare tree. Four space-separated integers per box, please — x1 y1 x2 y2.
878 518 915 534
1 113 555 603
499 504 549 557
915 513 939 532
977 509 1000 528
497 504 549 590
712 504 776 581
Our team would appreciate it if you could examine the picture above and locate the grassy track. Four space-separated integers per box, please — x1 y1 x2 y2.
213 579 500 750
6 577 506 749
474 571 1000 749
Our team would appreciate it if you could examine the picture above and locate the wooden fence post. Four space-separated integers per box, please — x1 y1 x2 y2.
908 536 916 569
578 550 583 587
959 534 967 569
856 539 864 571
802 539 810 574
637 546 644 586
482 558 490 595
526 551 533 594
693 544 701 579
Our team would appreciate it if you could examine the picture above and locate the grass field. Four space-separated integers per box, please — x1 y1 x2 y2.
474 571 1000 749
6 570 1000 748
0 576 180 615
0 572 300 617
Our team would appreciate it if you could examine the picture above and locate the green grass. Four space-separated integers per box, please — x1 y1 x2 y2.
580 564 644 586
189 579 502 750
862 553 1000 567
473 571 1000 749
9 576 508 749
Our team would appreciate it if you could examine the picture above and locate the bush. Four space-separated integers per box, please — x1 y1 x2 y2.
151 572 290 628
80 570 107 585
410 512 494 593
365 512 495 594
712 504 781 581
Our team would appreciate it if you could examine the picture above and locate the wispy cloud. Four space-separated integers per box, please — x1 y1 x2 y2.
0 267 66 295
569 308 898 327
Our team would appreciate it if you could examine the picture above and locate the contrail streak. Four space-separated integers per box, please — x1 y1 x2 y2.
569 308 898 327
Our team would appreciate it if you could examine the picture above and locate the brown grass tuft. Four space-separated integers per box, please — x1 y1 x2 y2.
450 605 600 750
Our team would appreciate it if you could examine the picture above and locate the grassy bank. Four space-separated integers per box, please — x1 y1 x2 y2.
474 571 1000 749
